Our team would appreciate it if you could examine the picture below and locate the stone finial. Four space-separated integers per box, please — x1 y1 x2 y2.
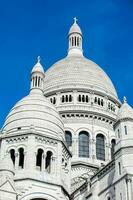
74 17 78 24
37 56 41 63
123 96 127 104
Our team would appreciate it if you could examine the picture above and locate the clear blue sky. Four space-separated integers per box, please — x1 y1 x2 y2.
0 0 133 127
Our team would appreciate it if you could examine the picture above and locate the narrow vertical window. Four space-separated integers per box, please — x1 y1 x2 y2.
79 131 89 157
66 95 68 102
111 139 116 159
77 37 79 46
86 95 89 103
118 129 120 138
72 37 74 46
78 95 81 102
45 151 52 173
96 134 105 161
118 162 121 175
18 148 24 169
124 126 127 135
62 95 65 103
10 149 15 166
120 193 122 200
75 36 76 46
36 149 43 171
38 77 40 87
82 95 85 102
65 131 72 148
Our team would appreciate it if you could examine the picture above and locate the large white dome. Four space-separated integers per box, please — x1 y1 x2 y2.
44 55 118 99
2 90 64 141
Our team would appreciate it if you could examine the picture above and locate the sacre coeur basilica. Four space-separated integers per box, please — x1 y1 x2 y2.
0 18 133 200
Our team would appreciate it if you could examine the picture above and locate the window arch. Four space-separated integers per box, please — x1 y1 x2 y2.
18 148 24 169
36 148 44 171
45 151 53 173
111 139 116 159
65 131 72 148
96 134 105 161
79 131 89 157
10 149 15 166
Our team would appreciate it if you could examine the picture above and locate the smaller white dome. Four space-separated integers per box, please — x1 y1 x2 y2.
31 56 44 74
69 18 82 35
117 97 133 121
2 92 65 141
0 154 14 173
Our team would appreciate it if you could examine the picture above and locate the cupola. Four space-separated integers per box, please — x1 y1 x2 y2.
30 56 45 94
68 17 83 56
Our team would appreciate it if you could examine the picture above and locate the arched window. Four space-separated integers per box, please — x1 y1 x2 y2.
69 95 72 102
79 131 89 157
10 149 15 165
98 98 100 105
36 148 43 171
38 77 40 87
72 37 74 46
78 95 81 102
86 95 89 103
66 95 68 102
18 148 24 169
101 99 104 106
65 131 72 148
75 36 76 46
77 37 79 46
96 134 105 161
53 97 56 104
94 97 97 104
82 95 85 102
45 151 52 173
111 139 116 159
62 95 65 103
35 76 37 87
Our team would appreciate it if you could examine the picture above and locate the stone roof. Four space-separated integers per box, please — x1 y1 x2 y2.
69 20 82 35
117 97 133 121
2 92 65 141
44 56 118 99
31 56 44 74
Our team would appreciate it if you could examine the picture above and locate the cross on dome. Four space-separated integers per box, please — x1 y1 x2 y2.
37 56 41 63
74 17 78 24
123 96 127 103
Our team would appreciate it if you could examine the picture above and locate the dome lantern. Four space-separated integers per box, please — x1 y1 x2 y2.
68 17 83 57
30 56 45 94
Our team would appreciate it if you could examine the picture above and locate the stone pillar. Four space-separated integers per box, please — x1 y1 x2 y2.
92 138 96 160
51 156 55 174
126 178 132 200
15 152 19 170
41 153 45 171
25 134 35 171
73 90 77 105
56 92 61 106
72 137 77 158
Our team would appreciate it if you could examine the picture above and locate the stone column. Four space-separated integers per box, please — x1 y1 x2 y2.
51 156 55 174
72 137 77 158
126 178 132 200
15 152 19 170
73 90 77 105
25 134 36 171
41 153 45 171
91 138 96 160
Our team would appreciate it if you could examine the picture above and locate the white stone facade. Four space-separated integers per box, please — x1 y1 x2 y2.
0 19 133 200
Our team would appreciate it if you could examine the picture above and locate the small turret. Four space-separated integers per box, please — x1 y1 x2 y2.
68 17 83 57
30 56 45 94
114 97 133 178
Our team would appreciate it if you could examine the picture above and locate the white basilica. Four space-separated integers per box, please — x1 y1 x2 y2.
0 18 133 200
